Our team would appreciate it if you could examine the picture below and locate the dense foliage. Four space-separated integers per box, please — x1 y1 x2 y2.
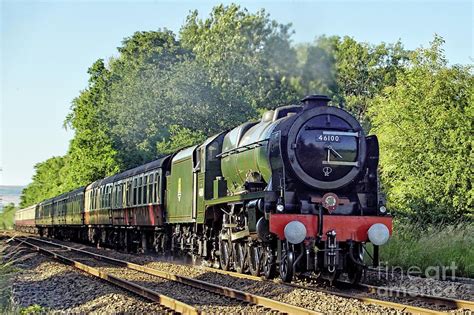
20 5 472 225
0 203 16 230
370 37 473 223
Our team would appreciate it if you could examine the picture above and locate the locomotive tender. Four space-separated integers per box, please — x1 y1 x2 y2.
15 95 392 284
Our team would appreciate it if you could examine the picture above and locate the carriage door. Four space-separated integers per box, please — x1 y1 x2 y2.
192 147 205 222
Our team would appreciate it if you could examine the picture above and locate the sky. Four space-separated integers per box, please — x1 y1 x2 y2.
1 0 472 186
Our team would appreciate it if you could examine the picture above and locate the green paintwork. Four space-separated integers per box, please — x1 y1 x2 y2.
167 146 196 223
205 191 267 207
165 133 225 224
221 114 277 194
196 172 205 223
213 177 227 199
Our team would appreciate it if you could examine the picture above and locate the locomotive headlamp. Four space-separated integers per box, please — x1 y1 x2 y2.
276 203 285 212
284 221 307 244
368 223 390 246
379 206 387 214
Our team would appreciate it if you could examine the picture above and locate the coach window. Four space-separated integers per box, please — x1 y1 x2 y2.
106 186 110 208
143 175 148 204
124 182 128 207
133 178 137 206
111 185 115 208
91 190 94 210
95 189 97 210
105 186 109 208
107 186 110 208
154 171 159 203
112 185 116 208
103 187 107 208
99 187 103 209
95 187 102 209
138 176 143 205
100 187 103 209
126 180 130 206
110 185 113 207
116 185 120 208
105 186 108 208
157 172 162 204
116 184 120 208
148 174 154 204
123 182 126 207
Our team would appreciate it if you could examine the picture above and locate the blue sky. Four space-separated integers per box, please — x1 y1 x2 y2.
1 0 472 186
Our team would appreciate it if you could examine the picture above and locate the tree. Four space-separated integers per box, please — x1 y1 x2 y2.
291 36 339 98
293 36 409 130
63 59 119 190
156 125 206 155
180 4 298 113
104 30 187 168
20 156 67 207
369 36 473 223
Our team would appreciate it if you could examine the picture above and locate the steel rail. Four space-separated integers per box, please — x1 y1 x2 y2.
25 237 321 315
357 283 474 311
197 264 473 314
18 238 199 315
367 266 474 285
26 237 474 314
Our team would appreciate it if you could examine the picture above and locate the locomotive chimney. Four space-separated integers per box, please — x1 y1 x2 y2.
301 94 331 109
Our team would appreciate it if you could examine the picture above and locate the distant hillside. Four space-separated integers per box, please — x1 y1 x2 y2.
0 185 25 212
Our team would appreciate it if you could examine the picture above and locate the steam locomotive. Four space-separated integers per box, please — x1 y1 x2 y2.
15 95 392 284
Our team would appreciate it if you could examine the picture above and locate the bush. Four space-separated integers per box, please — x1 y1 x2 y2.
0 204 16 230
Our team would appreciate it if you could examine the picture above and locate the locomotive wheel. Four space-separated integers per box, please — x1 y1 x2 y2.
347 263 363 285
233 242 247 273
219 240 231 271
280 243 294 283
326 270 341 284
347 243 364 284
248 245 262 276
262 245 276 279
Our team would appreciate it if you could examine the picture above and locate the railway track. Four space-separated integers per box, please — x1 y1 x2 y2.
198 263 474 314
16 237 320 315
14 237 473 314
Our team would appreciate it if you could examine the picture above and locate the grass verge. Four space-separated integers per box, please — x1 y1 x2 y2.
369 220 474 278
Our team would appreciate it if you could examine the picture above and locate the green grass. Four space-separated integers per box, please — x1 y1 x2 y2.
371 220 474 278
0 204 16 230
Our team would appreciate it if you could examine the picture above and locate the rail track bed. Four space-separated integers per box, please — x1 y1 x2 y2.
24 237 474 314
15 237 322 314
2 240 168 313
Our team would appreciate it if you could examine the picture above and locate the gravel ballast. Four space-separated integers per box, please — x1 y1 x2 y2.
28 239 400 313
2 242 166 313
8 236 473 314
